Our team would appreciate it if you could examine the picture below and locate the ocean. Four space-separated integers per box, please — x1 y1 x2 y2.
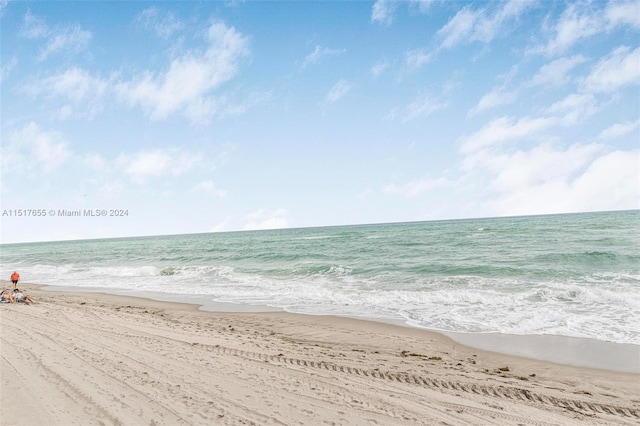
2 210 639 345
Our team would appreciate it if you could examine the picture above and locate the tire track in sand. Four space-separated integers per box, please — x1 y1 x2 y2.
74 308 638 421
186 341 639 420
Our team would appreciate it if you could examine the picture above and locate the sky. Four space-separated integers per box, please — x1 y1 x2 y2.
0 0 639 244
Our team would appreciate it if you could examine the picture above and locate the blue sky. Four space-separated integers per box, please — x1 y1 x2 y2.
1 0 639 243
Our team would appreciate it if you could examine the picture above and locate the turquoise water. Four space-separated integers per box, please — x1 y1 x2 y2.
2 210 639 344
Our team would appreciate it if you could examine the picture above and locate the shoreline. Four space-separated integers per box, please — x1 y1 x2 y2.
37 281 640 374
1 282 639 425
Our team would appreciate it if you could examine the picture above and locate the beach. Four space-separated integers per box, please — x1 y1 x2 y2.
1 282 638 426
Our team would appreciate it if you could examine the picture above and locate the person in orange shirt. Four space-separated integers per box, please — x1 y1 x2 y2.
10 271 20 289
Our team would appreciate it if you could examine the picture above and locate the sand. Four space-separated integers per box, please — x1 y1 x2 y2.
1 283 639 426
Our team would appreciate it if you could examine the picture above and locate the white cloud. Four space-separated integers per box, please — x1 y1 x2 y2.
243 208 289 230
402 92 446 122
0 56 17 82
324 80 351 103
568 150 640 210
371 0 437 26
530 1 640 56
210 217 232 233
135 7 184 39
473 0 534 42
371 0 397 26
301 45 346 68
469 64 521 115
21 10 48 38
411 0 439 14
437 6 476 49
488 149 640 216
117 149 200 183
383 176 451 198
461 116 556 154
532 3 601 56
463 92 601 159
116 22 249 122
598 118 640 140
605 0 640 29
546 93 598 125
371 60 389 76
582 46 640 93
528 55 588 87
25 67 110 115
484 143 603 192
1 122 71 174
405 49 431 70
38 24 92 61
437 0 535 49
83 153 107 171
460 63 637 215
178 90 271 123
48 67 109 102
469 88 517 115
21 20 259 123
19 11 92 60
190 180 227 197
461 86 638 216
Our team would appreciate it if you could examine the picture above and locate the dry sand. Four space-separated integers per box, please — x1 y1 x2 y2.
1 283 639 426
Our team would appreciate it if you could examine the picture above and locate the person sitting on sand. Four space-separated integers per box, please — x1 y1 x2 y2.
13 289 34 304
11 271 20 289
1 290 15 303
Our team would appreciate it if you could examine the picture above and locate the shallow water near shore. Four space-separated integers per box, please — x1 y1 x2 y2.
2 210 639 347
